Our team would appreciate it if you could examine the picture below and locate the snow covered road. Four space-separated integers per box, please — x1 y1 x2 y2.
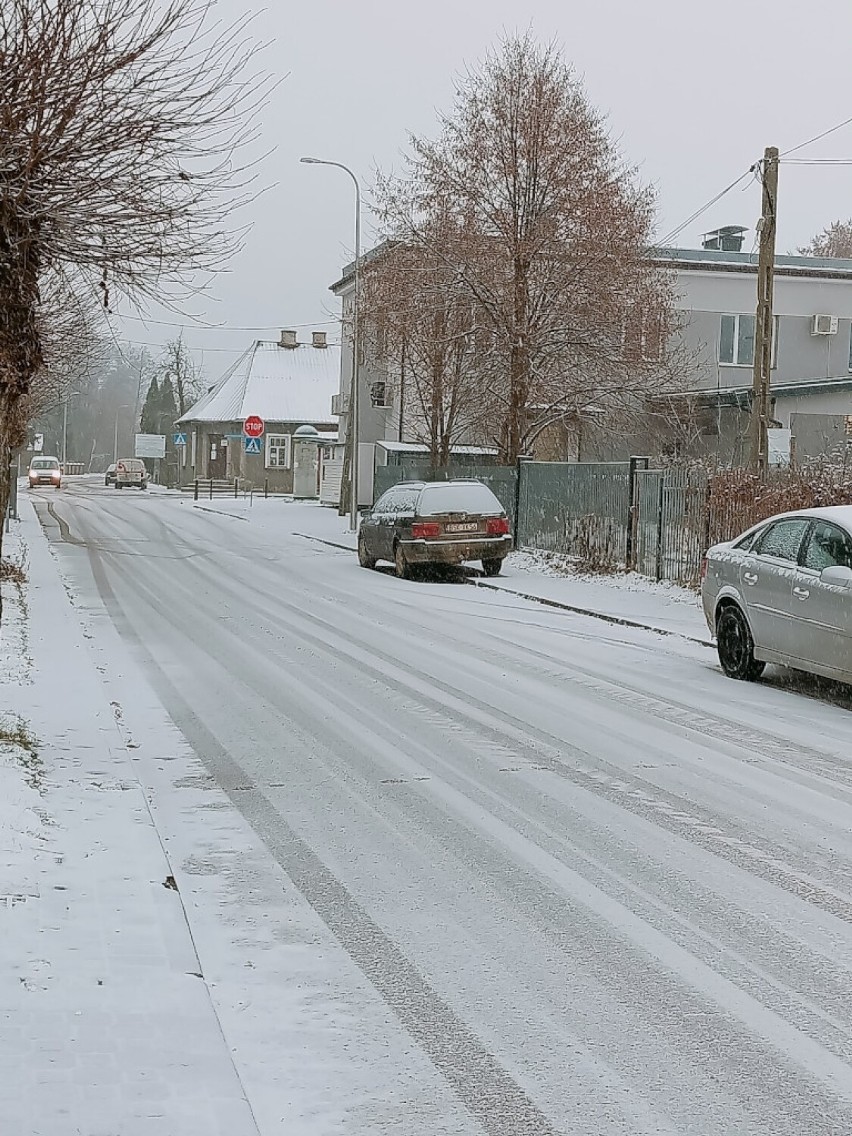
33 479 852 1134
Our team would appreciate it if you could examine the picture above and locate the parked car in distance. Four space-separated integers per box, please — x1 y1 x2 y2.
28 456 61 489
105 464 117 487
701 505 852 687
114 459 148 490
358 479 512 579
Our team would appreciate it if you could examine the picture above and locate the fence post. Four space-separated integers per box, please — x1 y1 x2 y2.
193 478 198 502
626 456 650 571
209 478 213 501
234 477 238 499
654 475 665 581
264 478 268 500
513 456 530 547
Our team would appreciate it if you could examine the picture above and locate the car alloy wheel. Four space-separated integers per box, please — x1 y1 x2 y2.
716 605 765 681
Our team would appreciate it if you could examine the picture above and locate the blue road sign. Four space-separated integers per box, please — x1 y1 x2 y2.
173 432 187 446
244 436 262 454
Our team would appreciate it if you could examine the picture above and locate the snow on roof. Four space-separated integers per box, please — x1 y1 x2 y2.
377 440 499 456
179 341 340 425
654 245 852 277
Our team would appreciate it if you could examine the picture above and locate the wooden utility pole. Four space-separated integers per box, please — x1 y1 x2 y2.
749 146 779 472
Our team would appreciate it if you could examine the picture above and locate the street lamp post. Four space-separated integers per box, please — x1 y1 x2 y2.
300 156 361 531
114 405 129 464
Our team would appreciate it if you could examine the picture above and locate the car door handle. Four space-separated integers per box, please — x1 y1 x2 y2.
793 586 810 600
743 571 758 585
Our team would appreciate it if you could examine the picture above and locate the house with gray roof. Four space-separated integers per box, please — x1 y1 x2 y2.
583 232 852 464
177 330 339 493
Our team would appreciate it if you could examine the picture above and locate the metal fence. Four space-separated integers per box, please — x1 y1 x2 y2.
634 468 709 586
368 456 798 589
517 461 631 565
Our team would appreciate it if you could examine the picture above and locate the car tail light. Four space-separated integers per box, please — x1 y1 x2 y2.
486 517 510 536
699 556 708 581
412 522 441 539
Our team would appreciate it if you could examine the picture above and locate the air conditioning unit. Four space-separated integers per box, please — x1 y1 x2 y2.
331 391 349 416
811 314 839 336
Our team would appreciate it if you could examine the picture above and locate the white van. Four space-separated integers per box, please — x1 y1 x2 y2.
114 459 148 490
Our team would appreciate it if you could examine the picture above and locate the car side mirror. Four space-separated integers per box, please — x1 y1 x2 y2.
820 564 852 587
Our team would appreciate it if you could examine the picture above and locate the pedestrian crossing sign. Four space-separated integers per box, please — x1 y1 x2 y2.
244 436 262 454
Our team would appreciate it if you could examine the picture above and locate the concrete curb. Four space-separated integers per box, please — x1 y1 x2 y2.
472 578 713 647
294 532 357 553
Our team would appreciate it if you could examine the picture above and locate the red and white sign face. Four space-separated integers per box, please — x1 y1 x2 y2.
243 415 264 439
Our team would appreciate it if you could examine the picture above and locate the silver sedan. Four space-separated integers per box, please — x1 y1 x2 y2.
701 505 852 685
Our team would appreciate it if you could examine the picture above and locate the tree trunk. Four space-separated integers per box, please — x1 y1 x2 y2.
503 257 530 465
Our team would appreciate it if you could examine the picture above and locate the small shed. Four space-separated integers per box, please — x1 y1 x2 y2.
178 331 339 494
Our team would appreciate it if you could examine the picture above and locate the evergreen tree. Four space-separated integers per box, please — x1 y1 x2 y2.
158 375 178 430
140 375 160 434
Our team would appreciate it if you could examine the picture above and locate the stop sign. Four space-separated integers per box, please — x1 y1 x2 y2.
243 415 264 439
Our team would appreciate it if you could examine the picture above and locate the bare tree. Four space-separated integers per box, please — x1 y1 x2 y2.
0 0 267 554
157 335 202 417
376 34 680 463
361 234 493 470
797 220 852 259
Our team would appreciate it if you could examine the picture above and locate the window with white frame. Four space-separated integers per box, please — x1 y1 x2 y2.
720 314 779 367
265 434 292 469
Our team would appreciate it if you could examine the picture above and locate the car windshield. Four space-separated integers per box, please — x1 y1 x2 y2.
417 482 503 517
31 459 59 470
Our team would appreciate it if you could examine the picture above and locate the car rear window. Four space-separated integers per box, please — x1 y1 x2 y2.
417 482 504 517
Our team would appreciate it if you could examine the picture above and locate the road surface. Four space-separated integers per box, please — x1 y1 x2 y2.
32 478 852 1134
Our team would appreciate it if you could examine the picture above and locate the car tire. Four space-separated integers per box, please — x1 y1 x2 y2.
482 558 503 577
393 542 411 580
358 534 377 569
716 605 765 681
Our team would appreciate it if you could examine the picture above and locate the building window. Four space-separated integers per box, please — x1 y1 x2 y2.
848 326 852 371
719 314 778 367
265 434 291 469
370 381 389 408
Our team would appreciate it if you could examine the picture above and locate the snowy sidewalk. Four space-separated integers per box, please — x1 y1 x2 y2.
201 497 710 643
0 516 260 1135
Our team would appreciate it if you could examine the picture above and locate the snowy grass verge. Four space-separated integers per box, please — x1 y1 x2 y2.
510 548 701 606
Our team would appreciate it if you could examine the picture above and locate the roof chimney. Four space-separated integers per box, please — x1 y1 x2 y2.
701 225 747 253
312 330 328 349
279 329 298 349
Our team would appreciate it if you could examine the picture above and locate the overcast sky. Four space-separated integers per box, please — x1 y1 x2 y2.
114 0 852 384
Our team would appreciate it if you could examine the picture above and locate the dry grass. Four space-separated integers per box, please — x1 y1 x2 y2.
708 457 852 545
0 716 43 789
0 559 27 586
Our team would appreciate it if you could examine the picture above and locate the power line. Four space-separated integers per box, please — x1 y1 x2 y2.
655 169 755 248
120 338 341 353
782 157 852 166
782 114 852 157
116 313 341 332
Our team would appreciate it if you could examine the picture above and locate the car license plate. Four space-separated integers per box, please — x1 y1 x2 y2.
446 522 479 533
